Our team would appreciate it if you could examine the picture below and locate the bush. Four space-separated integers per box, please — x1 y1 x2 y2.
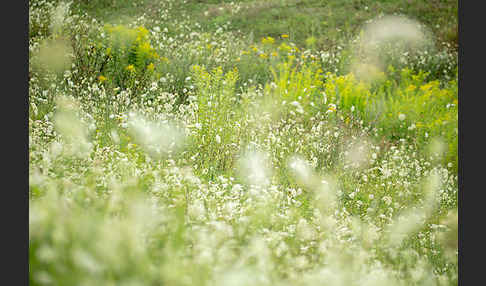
190 65 241 175
268 58 324 108
98 24 159 91
324 68 458 170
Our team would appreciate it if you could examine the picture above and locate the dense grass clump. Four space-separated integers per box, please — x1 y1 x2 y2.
29 0 458 285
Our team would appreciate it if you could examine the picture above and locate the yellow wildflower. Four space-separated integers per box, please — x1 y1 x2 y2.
271 51 278 57
281 34 289 38
261 36 275 45
147 63 155 72
327 105 336 113
406 84 416 93
420 82 436 92
126 64 135 72
259 53 268 59
137 26 149 39
98 75 107 83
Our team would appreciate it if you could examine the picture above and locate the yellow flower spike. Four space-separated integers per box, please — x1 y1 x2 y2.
126 65 135 72
281 34 289 38
137 26 149 38
262 36 275 45
406 84 416 93
420 83 433 92
259 53 268 59
147 63 155 72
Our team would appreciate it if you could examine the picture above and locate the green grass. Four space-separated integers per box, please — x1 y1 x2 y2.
180 0 457 51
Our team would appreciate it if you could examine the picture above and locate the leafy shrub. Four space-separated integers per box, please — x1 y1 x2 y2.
98 24 159 90
325 68 458 169
323 72 375 118
267 58 324 110
190 65 241 175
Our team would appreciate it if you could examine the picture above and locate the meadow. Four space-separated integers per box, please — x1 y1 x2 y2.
29 0 458 285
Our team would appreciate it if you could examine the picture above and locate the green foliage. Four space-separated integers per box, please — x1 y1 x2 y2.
324 72 374 117
99 24 159 90
324 68 458 170
190 65 241 175
267 58 324 109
